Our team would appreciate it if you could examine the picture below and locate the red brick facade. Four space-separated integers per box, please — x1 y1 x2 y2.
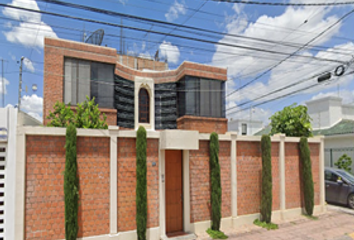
285 143 302 209
177 116 228 134
43 38 228 134
189 141 211 223
25 136 110 240
236 141 281 216
117 138 159 231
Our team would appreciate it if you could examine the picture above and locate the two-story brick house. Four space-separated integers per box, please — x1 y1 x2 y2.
43 37 228 134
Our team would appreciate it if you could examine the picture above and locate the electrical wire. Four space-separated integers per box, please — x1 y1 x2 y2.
207 0 354 7
226 8 354 98
0 3 346 66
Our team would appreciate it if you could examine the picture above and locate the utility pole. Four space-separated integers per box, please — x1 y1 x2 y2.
1 59 4 108
18 56 24 111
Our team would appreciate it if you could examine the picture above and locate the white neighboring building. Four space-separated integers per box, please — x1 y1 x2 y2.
0 108 40 240
306 96 354 172
228 118 263 136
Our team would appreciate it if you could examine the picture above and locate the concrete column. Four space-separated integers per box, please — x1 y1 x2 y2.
109 126 119 234
279 134 286 217
319 136 326 212
183 150 191 232
230 133 238 221
14 127 25 240
159 149 166 238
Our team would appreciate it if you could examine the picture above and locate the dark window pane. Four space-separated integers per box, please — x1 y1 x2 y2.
64 58 90 105
139 88 150 123
185 77 199 115
90 62 114 109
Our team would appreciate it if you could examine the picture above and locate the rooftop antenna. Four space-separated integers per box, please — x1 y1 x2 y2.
85 29 104 46
82 23 86 42
120 18 123 54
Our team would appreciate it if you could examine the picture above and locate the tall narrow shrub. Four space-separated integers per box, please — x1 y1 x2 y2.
300 137 314 216
260 135 272 223
136 126 147 240
64 123 79 240
210 132 222 231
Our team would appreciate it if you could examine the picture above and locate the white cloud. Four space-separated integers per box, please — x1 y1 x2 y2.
227 106 272 124
5 104 14 108
217 4 354 121
165 1 186 22
2 0 57 48
311 89 354 104
118 0 128 5
23 58 35 72
21 94 43 122
0 78 9 95
8 52 16 61
159 41 180 64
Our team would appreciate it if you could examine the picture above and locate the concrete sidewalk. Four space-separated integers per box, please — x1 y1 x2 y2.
197 206 354 240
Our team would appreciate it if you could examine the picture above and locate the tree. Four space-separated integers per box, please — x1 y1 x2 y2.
270 103 312 137
299 137 314 216
334 154 352 172
64 123 79 240
210 132 222 231
47 96 108 129
46 102 75 127
260 135 272 223
136 126 147 240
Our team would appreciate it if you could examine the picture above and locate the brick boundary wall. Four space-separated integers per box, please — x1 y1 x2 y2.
22 128 322 240
117 138 159 232
25 136 110 240
177 116 228 134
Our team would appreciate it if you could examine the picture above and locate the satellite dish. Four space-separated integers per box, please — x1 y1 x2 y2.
85 29 104 46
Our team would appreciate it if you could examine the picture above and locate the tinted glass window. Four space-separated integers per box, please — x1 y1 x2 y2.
178 76 225 118
91 62 114 108
64 58 114 108
139 88 150 123
325 170 339 182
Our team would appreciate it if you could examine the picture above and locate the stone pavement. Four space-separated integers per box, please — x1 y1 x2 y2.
196 205 354 240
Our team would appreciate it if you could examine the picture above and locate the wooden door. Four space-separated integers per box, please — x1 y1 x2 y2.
165 150 183 234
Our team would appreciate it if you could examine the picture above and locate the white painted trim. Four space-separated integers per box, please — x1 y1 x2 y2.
134 76 155 130
199 133 232 141
14 127 25 240
158 149 166 239
189 220 210 234
279 134 286 219
5 108 17 240
160 131 199 150
21 126 161 139
230 133 237 219
221 217 232 230
183 150 191 232
64 227 161 240
109 129 119 234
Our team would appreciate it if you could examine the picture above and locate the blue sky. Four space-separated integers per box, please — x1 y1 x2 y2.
0 0 353 123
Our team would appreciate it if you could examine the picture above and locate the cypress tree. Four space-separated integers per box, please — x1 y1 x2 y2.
260 135 272 223
136 126 147 240
210 132 222 231
64 123 79 240
299 137 314 216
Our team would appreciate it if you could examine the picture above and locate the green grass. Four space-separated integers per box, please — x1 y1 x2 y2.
253 219 278 230
206 228 228 239
303 214 318 220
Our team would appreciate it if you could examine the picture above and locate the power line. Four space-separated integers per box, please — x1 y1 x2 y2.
226 8 354 98
207 0 354 7
34 0 354 56
227 70 354 116
0 3 346 65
